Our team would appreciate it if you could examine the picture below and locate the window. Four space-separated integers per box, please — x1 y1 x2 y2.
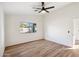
19 22 37 33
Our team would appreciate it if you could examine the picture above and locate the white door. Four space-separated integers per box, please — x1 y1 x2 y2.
73 19 79 45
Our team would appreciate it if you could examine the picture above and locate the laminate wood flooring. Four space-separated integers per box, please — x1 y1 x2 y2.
3 39 79 57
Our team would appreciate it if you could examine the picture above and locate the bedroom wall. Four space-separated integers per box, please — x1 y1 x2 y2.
5 14 44 47
44 3 79 47
0 4 5 56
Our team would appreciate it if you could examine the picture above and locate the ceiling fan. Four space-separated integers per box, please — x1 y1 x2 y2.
33 2 55 13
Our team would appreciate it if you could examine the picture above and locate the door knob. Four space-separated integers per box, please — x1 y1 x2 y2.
68 30 70 34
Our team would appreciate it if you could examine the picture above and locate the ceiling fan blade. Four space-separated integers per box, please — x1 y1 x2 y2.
45 9 49 13
33 7 41 9
45 6 55 9
39 10 42 13
34 10 39 11
35 8 41 9
41 2 44 7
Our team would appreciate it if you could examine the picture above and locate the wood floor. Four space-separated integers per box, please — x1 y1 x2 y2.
3 39 79 57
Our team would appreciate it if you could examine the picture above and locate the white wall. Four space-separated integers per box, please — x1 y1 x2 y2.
5 14 44 47
0 4 5 56
44 3 79 47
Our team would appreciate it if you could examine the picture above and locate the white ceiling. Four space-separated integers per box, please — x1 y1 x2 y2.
1 2 71 15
